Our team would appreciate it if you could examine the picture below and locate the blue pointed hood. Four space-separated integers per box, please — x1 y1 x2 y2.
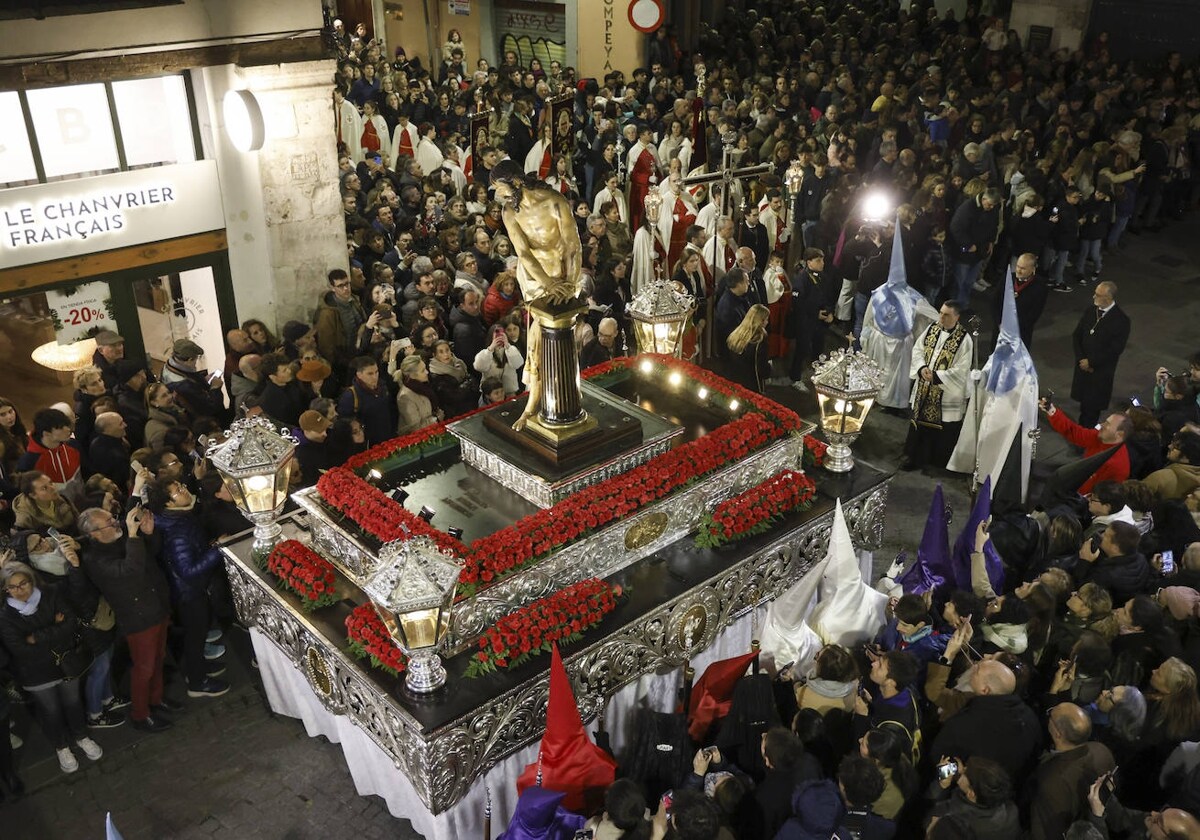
984 266 1037 395
898 484 952 595
951 476 1005 593
869 215 922 338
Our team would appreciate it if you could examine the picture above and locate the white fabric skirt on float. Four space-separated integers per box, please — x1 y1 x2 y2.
251 599 796 839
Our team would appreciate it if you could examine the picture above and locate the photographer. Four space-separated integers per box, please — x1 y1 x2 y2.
77 506 173 732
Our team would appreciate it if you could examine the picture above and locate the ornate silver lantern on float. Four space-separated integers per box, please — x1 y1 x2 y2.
363 536 462 694
207 415 297 558
811 348 885 473
628 274 696 358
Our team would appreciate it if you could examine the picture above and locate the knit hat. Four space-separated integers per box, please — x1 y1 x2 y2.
295 360 332 383
282 321 312 343
298 410 332 434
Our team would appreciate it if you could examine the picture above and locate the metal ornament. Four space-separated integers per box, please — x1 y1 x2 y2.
222 478 890 815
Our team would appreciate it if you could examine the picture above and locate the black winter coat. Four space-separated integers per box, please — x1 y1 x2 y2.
81 533 169 636
0 583 82 687
929 693 1043 783
1073 552 1151 605
949 198 999 264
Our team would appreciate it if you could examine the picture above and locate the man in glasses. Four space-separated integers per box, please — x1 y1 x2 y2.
77 505 177 733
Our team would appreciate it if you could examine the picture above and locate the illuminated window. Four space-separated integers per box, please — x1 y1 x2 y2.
1 73 199 189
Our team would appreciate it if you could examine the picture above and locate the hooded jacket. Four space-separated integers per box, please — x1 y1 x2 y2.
145 404 189 452
775 779 847 840
1142 462 1200 501
1074 551 1151 604
15 437 81 487
13 492 78 533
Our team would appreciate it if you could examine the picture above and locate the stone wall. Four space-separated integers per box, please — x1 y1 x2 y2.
1010 0 1094 53
199 60 346 330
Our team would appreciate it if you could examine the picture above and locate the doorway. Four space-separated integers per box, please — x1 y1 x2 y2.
132 266 228 379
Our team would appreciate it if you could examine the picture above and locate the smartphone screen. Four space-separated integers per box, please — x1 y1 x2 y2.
1162 551 1176 575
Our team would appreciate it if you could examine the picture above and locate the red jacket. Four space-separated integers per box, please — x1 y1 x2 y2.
15 437 82 487
1047 409 1130 494
482 284 519 327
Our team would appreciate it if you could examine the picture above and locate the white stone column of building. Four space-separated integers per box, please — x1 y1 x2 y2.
198 60 347 332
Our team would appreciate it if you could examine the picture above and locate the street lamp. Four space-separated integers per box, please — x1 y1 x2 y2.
363 536 462 694
206 415 297 558
811 348 884 473
628 276 695 357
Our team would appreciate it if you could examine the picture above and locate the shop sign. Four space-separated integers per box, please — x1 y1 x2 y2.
0 159 225 271
449 0 471 14
47 283 116 344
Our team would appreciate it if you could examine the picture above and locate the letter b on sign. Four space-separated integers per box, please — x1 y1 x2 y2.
57 108 90 144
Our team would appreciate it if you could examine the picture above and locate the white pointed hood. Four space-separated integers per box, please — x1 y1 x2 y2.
759 553 826 675
809 499 888 648
948 267 1040 501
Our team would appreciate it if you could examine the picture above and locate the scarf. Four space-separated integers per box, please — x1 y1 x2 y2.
803 677 857 699
911 323 968 429
429 357 468 382
901 625 935 646
30 550 69 577
982 621 1028 654
7 586 41 616
403 376 440 412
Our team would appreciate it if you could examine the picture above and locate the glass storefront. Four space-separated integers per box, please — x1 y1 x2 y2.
0 72 233 422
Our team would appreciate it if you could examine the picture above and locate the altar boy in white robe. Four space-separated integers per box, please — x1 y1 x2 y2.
900 300 974 471
630 194 670 299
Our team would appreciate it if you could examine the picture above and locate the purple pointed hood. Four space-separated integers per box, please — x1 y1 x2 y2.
898 484 952 594
498 786 586 840
951 476 1005 593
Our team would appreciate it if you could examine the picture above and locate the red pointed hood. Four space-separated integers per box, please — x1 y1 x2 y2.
516 645 616 813
687 650 759 742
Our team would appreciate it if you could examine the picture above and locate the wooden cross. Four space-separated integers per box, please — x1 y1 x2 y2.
682 133 773 218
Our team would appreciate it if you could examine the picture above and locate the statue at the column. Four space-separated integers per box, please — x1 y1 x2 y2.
489 160 583 433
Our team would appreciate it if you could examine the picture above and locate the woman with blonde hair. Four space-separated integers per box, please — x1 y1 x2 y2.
1114 657 1200 808
72 365 107 447
725 304 770 393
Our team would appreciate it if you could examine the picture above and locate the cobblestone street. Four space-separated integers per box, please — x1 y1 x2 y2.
3 631 422 840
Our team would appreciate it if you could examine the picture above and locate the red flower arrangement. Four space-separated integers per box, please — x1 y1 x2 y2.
266 540 339 611
803 434 828 468
315 354 805 597
464 579 621 677
694 470 817 549
345 603 408 676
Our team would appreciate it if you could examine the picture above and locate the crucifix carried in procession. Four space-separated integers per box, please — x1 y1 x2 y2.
683 131 774 219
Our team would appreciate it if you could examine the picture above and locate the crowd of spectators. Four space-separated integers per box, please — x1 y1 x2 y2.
2 0 1200 832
